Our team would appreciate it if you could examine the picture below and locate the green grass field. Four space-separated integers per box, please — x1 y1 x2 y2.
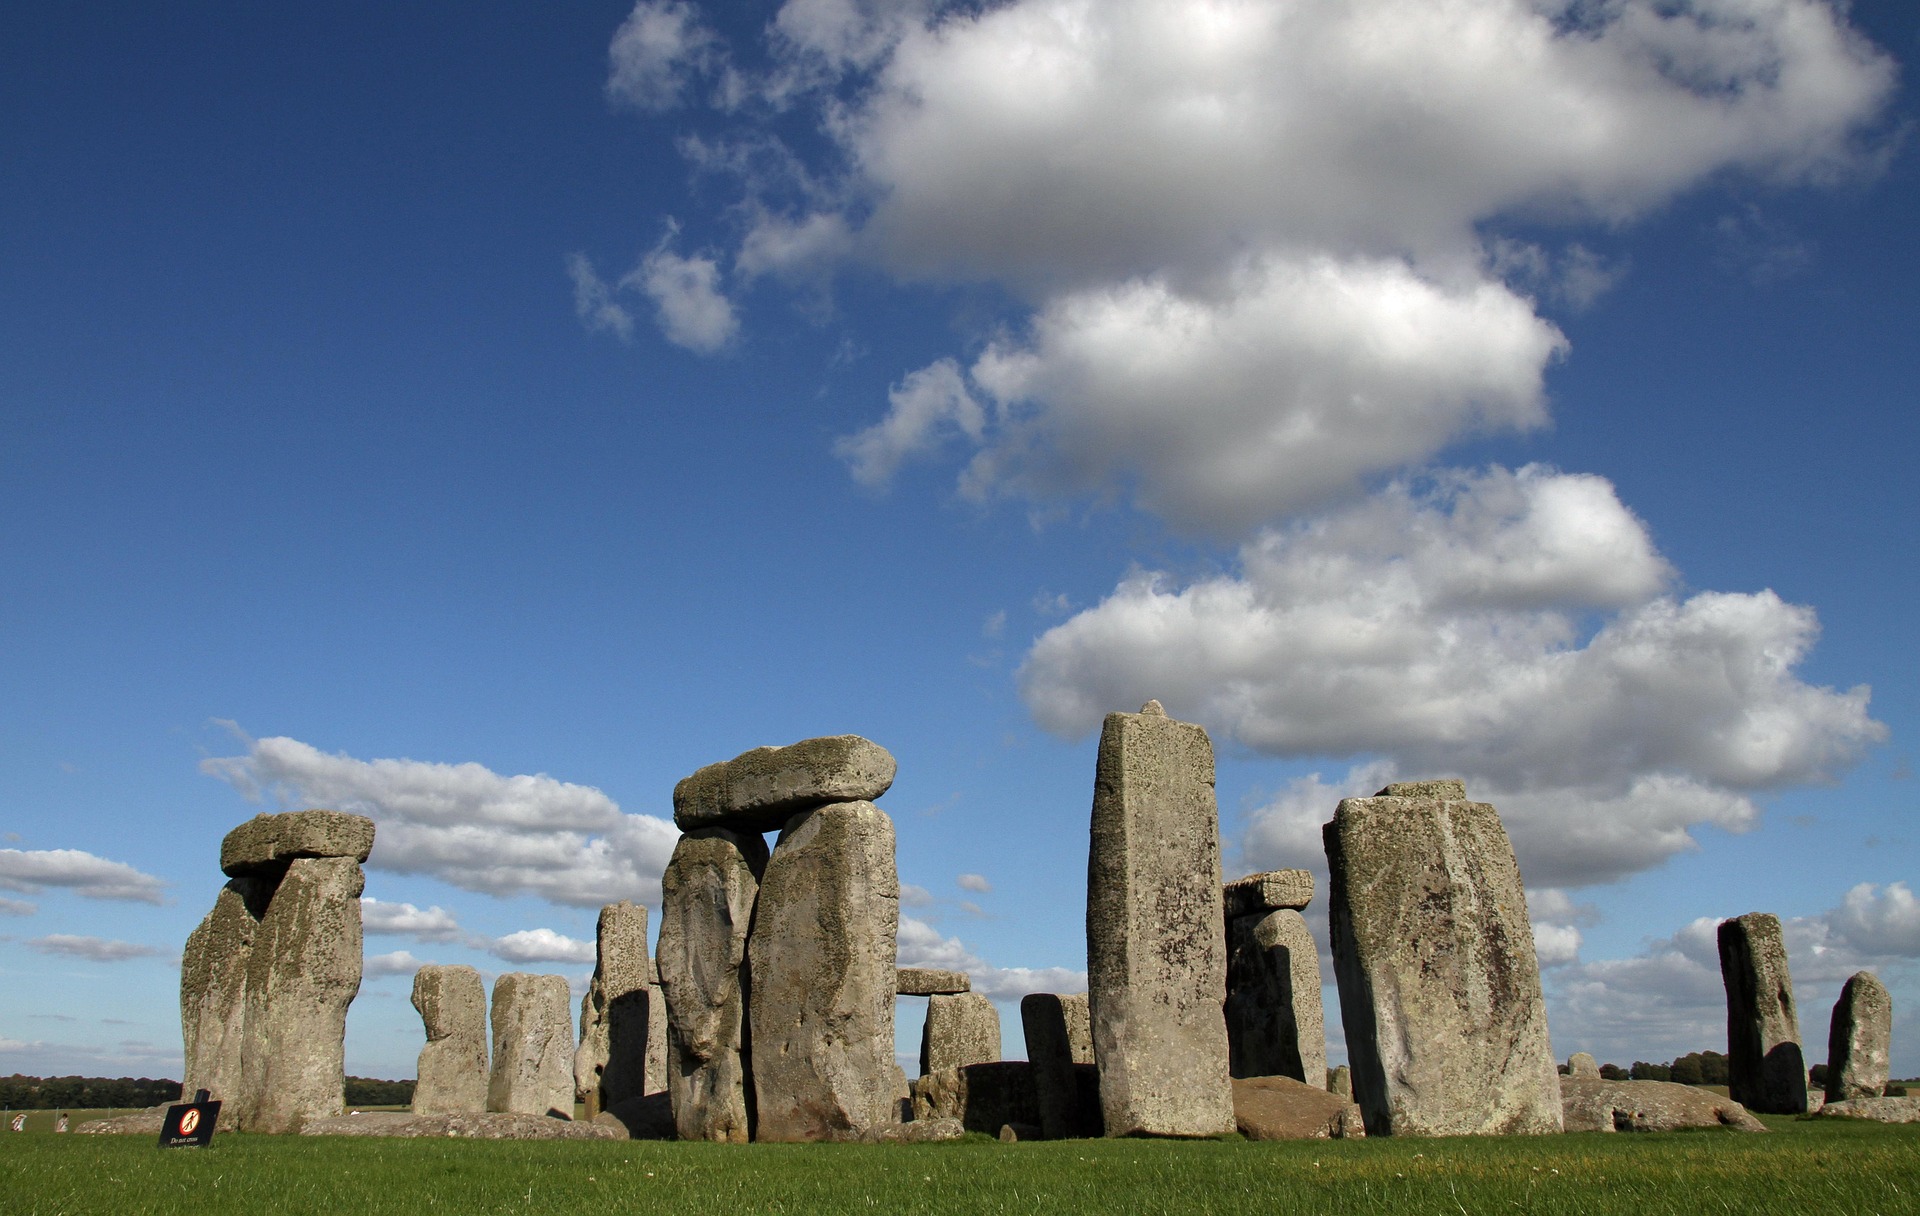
3 1115 1914 1215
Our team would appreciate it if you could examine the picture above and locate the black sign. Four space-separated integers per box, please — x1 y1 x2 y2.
159 1090 220 1148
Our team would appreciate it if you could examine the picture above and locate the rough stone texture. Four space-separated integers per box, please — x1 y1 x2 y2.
1718 912 1808 1115
300 1111 623 1140
412 964 488 1116
1559 1078 1767 1133
595 1093 677 1140
920 992 1002 1075
890 1065 913 1123
575 901 654 1118
898 968 971 995
1825 970 1892 1102
1326 1064 1352 1100
1324 784 1562 1137
1817 1096 1920 1123
1566 1053 1601 1080
1021 992 1099 1140
488 973 575 1119
221 810 376 877
1231 1076 1366 1140
674 736 897 834
1225 909 1325 1087
658 828 767 1144
863 1117 965 1143
912 1063 1040 1135
238 856 364 1133
998 1121 1043 1142
1086 703 1236 1138
74 1107 169 1135
1223 870 1315 920
180 876 270 1122
749 800 900 1142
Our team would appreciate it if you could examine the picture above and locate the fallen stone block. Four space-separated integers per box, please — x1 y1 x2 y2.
300 1111 623 1140
862 1117 965 1143
1231 1076 1365 1140
1559 1078 1767 1133
674 736 897 833
221 810 375 877
1817 1096 1920 1123
594 1092 677 1139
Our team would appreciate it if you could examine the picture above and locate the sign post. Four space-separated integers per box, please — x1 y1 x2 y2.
158 1089 221 1148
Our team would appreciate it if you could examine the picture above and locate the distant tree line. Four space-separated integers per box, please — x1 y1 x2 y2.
344 1076 415 1106
1555 1051 1730 1085
0 1075 182 1110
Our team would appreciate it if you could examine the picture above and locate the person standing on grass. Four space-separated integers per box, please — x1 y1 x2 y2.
54 1112 68 1132
8 1113 22 1132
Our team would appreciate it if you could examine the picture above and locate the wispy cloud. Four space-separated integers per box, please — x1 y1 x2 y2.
0 849 166 904
27 935 170 963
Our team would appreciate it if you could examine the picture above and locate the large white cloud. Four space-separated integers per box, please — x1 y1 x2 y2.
622 0 1893 527
201 732 678 907
1026 466 1883 887
0 849 166 905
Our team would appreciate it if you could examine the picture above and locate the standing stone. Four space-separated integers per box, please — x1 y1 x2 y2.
574 901 653 1117
1324 781 1562 1137
1326 1064 1352 1100
412 965 488 1116
1086 701 1236 1138
1718 912 1808 1115
238 856 365 1133
1826 971 1892 1102
920 992 1001 1075
658 828 768 1143
1225 908 1326 1087
489 973 575 1118
180 876 271 1120
1021 992 1099 1139
1566 1053 1601 1080
749 800 899 1142
674 736 897 833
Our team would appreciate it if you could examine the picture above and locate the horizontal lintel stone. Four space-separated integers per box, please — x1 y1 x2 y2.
221 810 375 877
897 968 971 996
1223 869 1315 918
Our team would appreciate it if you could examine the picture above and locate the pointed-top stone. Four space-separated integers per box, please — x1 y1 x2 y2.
1140 700 1166 716
674 736 897 833
1825 970 1892 1102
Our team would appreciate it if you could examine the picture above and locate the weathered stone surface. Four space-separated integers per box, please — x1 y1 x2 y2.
912 1062 1040 1134
1566 1053 1601 1080
575 901 654 1118
1231 1076 1365 1140
1826 970 1892 1102
1324 784 1562 1137
898 968 971 995
1021 992 1099 1139
1817 1096 1920 1123
1559 1078 1766 1133
301 1111 623 1140
749 800 900 1141
1326 1064 1352 1100
890 1065 913 1123
920 992 1002 1075
595 1093 677 1139
74 1106 169 1135
1718 912 1807 1115
488 973 575 1118
221 810 375 877
863 1117 965 1143
1086 703 1236 1138
181 876 270 1123
998 1121 1043 1142
658 829 766 1143
674 736 897 833
1223 870 1315 920
412 964 488 1116
1225 909 1325 1088
238 856 364 1133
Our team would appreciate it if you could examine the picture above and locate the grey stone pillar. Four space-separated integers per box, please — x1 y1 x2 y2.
1718 912 1807 1115
412 964 488 1115
1825 970 1891 1102
489 973 575 1118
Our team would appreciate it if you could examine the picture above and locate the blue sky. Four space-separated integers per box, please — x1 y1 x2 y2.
2 0 1916 1085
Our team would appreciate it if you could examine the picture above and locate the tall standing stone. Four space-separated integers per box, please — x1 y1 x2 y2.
1825 970 1892 1102
489 973 575 1118
1225 908 1326 1087
1324 781 1561 1137
1086 701 1235 1138
920 992 1001 1074
658 828 768 1143
238 856 365 1133
574 901 653 1117
1718 912 1807 1115
412 964 488 1115
1021 992 1099 1139
748 800 899 1142
180 876 271 1119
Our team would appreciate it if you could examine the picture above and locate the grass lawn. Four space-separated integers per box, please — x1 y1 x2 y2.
2 1115 1914 1215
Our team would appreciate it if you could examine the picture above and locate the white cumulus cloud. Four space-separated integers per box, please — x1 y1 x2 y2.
360 898 463 943
896 915 1084 1001
201 730 679 908
607 0 718 110
365 949 426 978
632 245 738 354
0 849 166 904
489 928 597 966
